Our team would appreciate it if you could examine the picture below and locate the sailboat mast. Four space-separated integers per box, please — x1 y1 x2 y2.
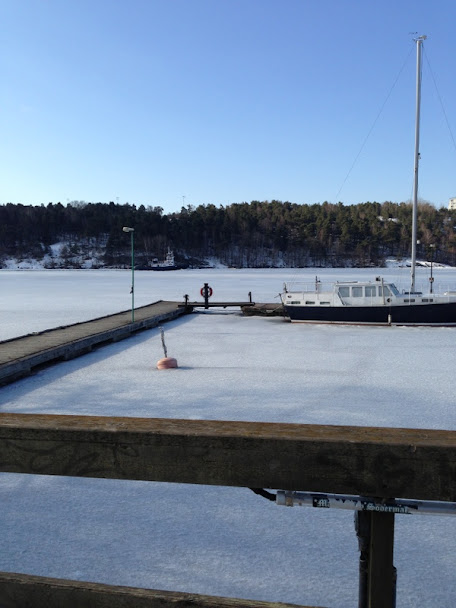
410 35 426 293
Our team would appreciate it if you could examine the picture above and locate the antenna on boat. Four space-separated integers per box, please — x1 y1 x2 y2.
410 34 427 293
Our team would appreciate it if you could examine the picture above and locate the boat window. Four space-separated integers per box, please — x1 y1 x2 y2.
404 298 415 303
379 285 392 297
338 286 350 298
290 301 301 305
305 300 315 305
365 285 376 297
352 286 363 297
389 284 400 296
319 301 330 305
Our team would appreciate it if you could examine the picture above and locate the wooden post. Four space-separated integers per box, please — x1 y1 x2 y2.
368 512 395 608
356 511 395 608
355 511 370 608
203 283 209 309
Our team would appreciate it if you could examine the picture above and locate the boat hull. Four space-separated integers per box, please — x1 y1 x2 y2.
284 301 456 326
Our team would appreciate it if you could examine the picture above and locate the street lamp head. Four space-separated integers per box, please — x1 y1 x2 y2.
122 226 134 232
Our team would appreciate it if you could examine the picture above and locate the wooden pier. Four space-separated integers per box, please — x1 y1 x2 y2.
242 302 284 316
180 287 284 316
0 299 285 387
181 301 284 316
182 300 255 309
0 301 187 386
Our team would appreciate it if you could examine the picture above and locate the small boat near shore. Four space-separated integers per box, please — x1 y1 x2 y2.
144 248 178 271
280 36 456 326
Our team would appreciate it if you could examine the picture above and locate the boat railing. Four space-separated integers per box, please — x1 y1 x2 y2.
401 282 456 300
283 280 456 300
283 280 335 294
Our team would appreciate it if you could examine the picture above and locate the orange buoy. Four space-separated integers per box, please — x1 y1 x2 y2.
157 326 177 369
157 357 178 370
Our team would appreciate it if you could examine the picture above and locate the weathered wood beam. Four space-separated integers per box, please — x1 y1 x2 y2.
1 414 455 501
0 572 316 608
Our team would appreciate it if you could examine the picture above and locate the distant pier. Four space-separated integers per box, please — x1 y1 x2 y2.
179 300 284 316
241 303 284 316
180 286 284 316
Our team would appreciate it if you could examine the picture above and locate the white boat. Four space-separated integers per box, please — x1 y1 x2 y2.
281 275 456 325
280 36 456 326
149 248 178 271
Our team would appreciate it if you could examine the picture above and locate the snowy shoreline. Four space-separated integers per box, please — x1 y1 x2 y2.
1 254 452 271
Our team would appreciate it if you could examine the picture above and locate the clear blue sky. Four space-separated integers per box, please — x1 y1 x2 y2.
2 0 456 214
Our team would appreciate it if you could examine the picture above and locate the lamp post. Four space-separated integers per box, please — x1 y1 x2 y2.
429 243 435 294
123 227 135 322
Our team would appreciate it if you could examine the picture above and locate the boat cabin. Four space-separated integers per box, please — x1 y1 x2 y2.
283 278 404 308
335 281 400 306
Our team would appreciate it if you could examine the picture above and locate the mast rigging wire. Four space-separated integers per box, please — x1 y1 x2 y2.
423 48 456 158
333 46 415 204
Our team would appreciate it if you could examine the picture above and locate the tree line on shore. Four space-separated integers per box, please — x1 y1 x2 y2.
1 199 455 268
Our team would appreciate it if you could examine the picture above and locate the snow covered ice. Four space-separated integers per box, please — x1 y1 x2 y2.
0 268 456 607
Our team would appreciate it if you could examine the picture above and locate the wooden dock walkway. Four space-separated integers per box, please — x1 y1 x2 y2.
241 302 284 316
0 300 284 387
0 301 187 386
182 300 284 316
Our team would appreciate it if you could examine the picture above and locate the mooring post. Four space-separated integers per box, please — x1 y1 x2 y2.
355 511 396 608
355 510 370 607
368 511 396 608
203 283 209 309
248 291 252 303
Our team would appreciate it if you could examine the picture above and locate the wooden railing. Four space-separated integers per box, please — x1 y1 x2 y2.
1 413 455 608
